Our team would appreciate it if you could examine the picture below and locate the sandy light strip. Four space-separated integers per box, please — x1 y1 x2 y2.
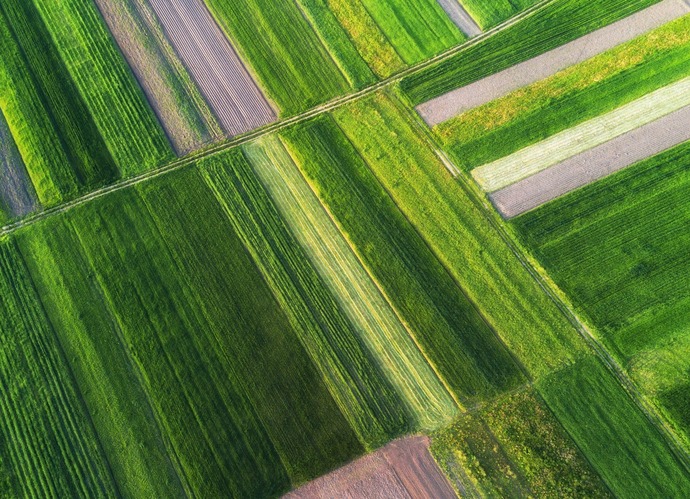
472 76 690 192
490 104 690 218
417 0 690 126
436 0 482 37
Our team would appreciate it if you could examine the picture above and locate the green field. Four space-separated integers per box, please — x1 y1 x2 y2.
281 115 524 403
401 0 661 104
513 141 690 451
432 388 611 497
539 356 690 497
205 0 356 115
199 148 410 449
1 0 689 495
460 0 540 29
333 92 585 378
437 15 690 170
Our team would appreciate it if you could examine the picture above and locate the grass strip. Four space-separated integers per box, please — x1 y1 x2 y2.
281 115 524 403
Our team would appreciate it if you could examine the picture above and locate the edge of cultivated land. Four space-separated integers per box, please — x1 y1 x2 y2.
0 0 555 239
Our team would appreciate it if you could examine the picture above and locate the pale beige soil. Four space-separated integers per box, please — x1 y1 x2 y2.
285 436 456 498
0 107 38 218
436 0 482 37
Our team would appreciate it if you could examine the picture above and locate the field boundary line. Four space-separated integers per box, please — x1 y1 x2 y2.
400 93 690 473
0 0 558 239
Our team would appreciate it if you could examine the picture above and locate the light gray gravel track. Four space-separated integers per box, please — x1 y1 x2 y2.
0 108 38 218
417 0 690 126
437 0 482 37
146 0 276 136
490 104 690 218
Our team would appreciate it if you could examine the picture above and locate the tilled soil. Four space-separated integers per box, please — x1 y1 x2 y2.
146 0 276 136
436 0 482 37
285 436 456 498
490 104 690 218
0 108 38 218
417 0 690 126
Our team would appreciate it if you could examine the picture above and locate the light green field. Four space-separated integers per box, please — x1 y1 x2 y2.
333 92 585 378
460 0 540 29
243 134 457 431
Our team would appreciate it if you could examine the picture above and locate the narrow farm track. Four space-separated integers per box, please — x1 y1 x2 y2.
417 0 690 125
0 0 555 239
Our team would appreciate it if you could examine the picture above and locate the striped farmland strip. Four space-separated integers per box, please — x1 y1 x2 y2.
146 0 275 136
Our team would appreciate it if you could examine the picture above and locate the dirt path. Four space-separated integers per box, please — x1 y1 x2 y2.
491 104 690 218
0 108 38 218
285 436 456 498
146 0 276 136
417 0 690 126
437 0 482 37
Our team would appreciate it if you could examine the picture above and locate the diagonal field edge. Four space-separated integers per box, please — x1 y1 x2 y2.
417 0 690 126
490 105 690 218
473 75 690 192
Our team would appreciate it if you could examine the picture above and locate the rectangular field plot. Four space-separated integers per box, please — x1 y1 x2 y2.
0 108 37 223
417 0 690 126
333 93 585 378
281 115 524 404
401 0 666 105
458 0 540 29
539 356 690 497
513 142 690 452
287 436 455 498
144 0 276 137
431 389 610 497
204 0 355 115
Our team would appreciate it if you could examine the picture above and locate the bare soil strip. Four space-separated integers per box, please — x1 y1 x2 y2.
94 0 219 154
436 0 482 37
473 76 690 192
491 104 690 218
417 0 690 126
285 436 456 498
146 0 276 136
0 108 38 218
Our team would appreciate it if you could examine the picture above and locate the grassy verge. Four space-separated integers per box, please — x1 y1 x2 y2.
281 115 524 404
333 92 585 378
401 0 660 104
205 0 352 115
438 15 690 170
431 388 611 497
538 356 690 497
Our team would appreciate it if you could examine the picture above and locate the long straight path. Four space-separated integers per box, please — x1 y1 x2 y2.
417 0 690 125
436 0 482 37
490 104 690 218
